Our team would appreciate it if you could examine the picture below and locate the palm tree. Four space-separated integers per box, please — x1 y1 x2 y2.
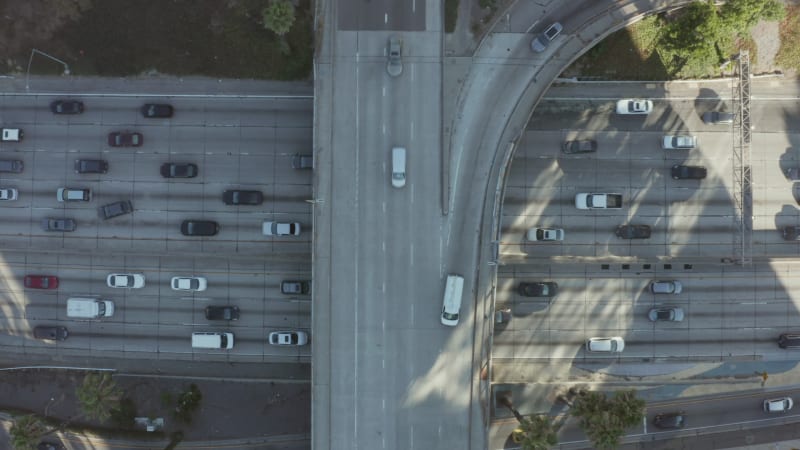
9 414 47 450
76 372 122 423
569 389 646 450
498 395 559 450
611 389 646 427
512 415 559 450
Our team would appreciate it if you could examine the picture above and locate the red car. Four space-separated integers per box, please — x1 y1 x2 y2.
24 275 59 290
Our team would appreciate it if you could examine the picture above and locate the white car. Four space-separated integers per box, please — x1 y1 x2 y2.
262 221 301 236
764 397 793 413
269 331 309 346
171 276 207 292
616 99 653 115
0 188 17 201
106 273 145 289
526 228 564 242
662 135 698 149
586 337 625 353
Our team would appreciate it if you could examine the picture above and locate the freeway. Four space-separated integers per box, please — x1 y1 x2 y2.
487 79 800 446
0 88 315 363
313 0 698 449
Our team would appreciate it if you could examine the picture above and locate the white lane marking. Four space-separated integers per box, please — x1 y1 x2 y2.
413 0 416 13
410 243 414 266
353 51 361 448
385 13 388 23
382 241 386 253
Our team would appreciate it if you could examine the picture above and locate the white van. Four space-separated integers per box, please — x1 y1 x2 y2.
391 147 406 188
57 187 91 202
191 332 234 349
67 298 114 318
1 128 22 142
440 274 464 326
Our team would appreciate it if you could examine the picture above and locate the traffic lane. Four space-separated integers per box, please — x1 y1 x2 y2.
493 268 800 361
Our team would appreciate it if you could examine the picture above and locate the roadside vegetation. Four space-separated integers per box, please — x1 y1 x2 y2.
569 0 784 80
776 5 800 71
505 388 646 450
4 0 312 80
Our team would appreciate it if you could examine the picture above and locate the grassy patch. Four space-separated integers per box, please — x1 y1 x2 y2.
14 0 313 80
776 5 800 70
445 0 458 33
570 15 670 80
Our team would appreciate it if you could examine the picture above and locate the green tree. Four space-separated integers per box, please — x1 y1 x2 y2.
262 0 296 36
76 372 122 423
611 389 646 427
9 415 48 450
657 0 785 78
720 0 785 30
512 415 559 450
569 389 645 450
498 395 559 449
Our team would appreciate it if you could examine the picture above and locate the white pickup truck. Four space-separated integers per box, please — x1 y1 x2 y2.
575 193 623 209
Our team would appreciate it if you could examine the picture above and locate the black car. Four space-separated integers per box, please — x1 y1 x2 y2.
281 280 311 295
204 305 240 321
41 218 76 232
615 224 652 239
561 139 597 154
181 220 219 236
141 103 174 118
784 167 800 181
518 282 558 297
160 162 198 178
108 131 143 147
33 325 69 341
50 100 84 114
222 190 264 205
292 153 313 169
74 159 108 174
671 165 707 180
98 200 133 220
702 111 734 124
782 226 800 241
653 412 686 429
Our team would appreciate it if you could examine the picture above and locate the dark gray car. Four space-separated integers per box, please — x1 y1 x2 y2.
702 111 734 124
222 190 263 205
98 200 133 220
292 153 313 169
74 159 108 174
204 306 239 321
562 139 597 154
615 225 651 239
33 325 68 341
671 165 707 180
0 160 24 173
41 218 76 232
653 412 685 429
783 226 800 241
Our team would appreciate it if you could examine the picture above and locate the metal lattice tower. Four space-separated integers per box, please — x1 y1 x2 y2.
731 51 752 265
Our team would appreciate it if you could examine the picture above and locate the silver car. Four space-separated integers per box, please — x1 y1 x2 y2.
650 280 683 295
386 36 402 77
531 22 563 52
